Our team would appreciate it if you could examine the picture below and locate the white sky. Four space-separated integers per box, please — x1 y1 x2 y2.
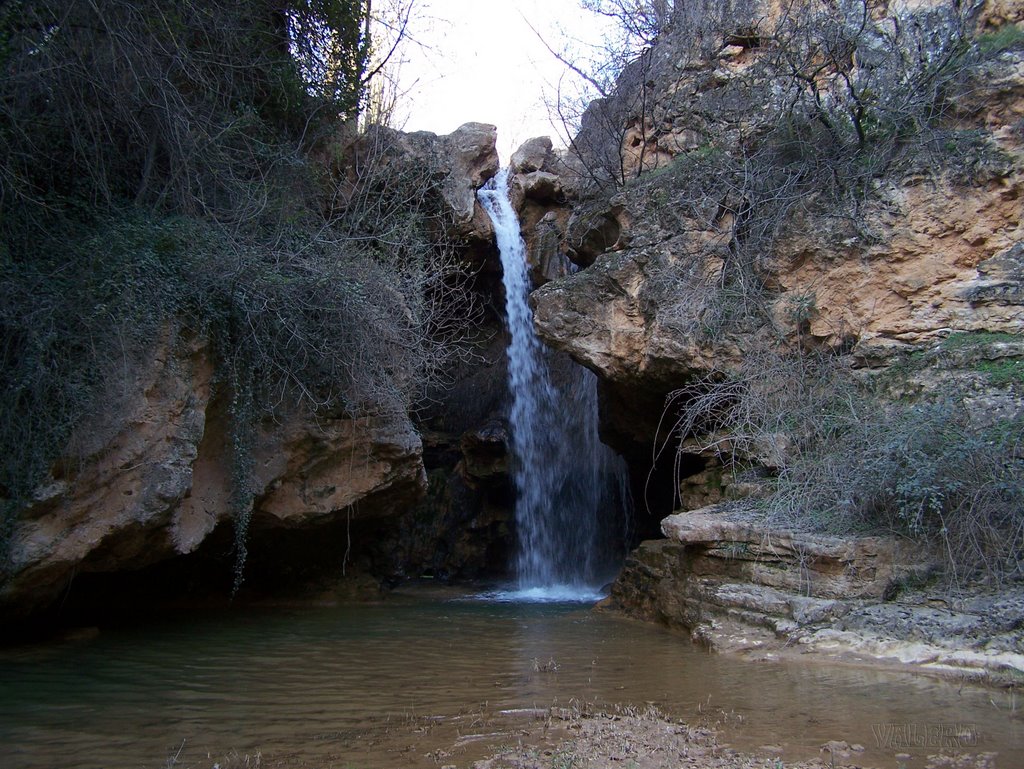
391 0 612 162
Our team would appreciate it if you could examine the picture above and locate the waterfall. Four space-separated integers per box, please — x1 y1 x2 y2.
478 169 631 600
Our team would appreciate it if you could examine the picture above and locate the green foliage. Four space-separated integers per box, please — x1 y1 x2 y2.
0 0 371 214
226 357 257 595
929 129 1014 181
941 331 1021 350
937 332 1024 387
288 0 373 119
784 292 817 329
976 24 1024 55
1 213 187 504
977 359 1024 387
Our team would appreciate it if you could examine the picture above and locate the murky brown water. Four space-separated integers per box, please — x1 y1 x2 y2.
0 585 1019 768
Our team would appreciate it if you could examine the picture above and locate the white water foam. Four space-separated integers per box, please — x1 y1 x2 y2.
478 168 631 594
472 585 607 604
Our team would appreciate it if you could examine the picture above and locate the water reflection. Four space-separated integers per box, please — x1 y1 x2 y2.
0 592 1018 769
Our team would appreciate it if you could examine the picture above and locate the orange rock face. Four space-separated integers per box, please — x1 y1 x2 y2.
2 332 425 617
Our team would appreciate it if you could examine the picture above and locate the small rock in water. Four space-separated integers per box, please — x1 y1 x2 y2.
821 739 853 756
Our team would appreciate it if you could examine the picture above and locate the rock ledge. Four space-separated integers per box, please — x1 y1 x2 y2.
607 505 1024 686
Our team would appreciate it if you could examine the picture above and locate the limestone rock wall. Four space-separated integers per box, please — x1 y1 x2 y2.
537 100 1024 380
528 1 1024 467
1 331 426 618
607 506 1024 683
384 325 515 583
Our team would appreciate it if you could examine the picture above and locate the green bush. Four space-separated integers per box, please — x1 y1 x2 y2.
941 331 1021 350
977 359 1024 387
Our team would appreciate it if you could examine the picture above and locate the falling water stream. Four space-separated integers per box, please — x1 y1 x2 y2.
478 169 630 599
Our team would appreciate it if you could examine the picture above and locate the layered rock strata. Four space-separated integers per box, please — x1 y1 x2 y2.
609 506 1024 684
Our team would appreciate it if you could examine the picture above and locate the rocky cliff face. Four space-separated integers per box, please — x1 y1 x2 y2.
528 0 1024 490
515 0 1024 672
533 14 1024 389
1 123 505 623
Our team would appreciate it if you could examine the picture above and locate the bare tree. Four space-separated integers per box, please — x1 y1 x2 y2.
359 0 420 129
581 0 674 50
538 1 764 189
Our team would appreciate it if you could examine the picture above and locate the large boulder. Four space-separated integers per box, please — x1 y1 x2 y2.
397 122 499 241
438 122 502 234
510 136 557 175
331 122 500 244
1 332 425 618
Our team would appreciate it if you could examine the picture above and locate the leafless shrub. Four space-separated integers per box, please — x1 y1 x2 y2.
559 0 996 197
662 344 1024 584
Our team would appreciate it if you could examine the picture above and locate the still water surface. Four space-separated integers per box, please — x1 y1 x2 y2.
0 587 1019 768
